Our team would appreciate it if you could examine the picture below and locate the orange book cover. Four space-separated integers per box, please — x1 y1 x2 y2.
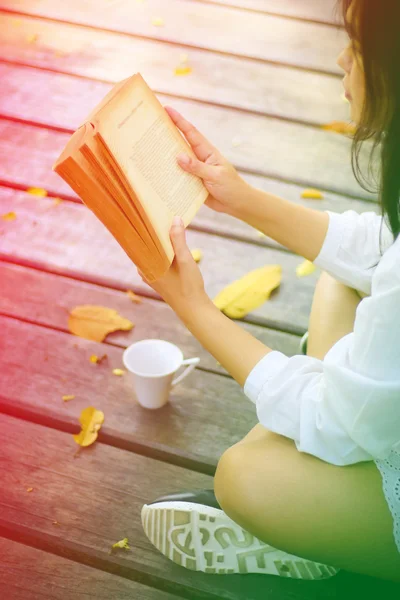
52 73 208 281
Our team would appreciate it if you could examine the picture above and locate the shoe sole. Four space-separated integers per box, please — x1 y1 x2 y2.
141 501 339 580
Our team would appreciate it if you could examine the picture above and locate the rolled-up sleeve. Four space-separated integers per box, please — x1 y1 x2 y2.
243 212 400 466
313 209 394 295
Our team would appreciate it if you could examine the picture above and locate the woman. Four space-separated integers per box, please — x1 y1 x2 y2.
139 0 400 583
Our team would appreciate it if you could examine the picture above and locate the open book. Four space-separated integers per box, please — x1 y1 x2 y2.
52 73 209 281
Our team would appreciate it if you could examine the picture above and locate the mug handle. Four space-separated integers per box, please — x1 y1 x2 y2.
171 357 200 386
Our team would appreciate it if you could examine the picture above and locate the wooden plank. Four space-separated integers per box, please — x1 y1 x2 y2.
0 415 398 599
0 114 379 259
0 187 323 332
0 312 271 472
0 261 302 374
199 0 341 26
0 70 374 200
0 0 347 74
0 538 182 600
0 14 349 126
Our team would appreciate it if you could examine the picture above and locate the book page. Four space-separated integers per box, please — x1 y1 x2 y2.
130 113 205 217
93 74 208 259
79 77 131 128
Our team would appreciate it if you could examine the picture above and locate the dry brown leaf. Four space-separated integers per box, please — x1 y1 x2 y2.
73 407 105 447
68 305 134 342
27 487 33 493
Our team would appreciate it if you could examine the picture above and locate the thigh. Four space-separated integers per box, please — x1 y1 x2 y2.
307 271 363 360
215 433 400 582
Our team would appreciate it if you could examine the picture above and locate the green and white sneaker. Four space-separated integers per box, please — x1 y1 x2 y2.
141 489 340 580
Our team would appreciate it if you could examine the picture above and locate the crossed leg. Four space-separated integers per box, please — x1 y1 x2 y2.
214 272 400 582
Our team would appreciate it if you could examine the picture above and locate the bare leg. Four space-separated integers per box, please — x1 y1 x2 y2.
214 271 400 582
307 270 363 360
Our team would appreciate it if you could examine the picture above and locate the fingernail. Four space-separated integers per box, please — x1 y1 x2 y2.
173 216 183 227
177 153 190 165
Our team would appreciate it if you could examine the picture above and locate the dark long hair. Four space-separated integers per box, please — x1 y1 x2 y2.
335 0 400 252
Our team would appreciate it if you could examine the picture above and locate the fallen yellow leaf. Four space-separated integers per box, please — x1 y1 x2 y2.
62 394 75 402
174 52 192 75
321 121 356 135
68 305 134 342
27 487 33 493
126 290 142 303
296 259 316 277
26 187 48 197
1 212 16 221
112 368 125 376
152 17 164 26
174 65 192 76
73 407 105 447
191 249 203 263
231 136 243 147
27 34 38 44
301 188 324 199
112 538 130 550
213 265 282 319
90 353 108 364
53 197 63 206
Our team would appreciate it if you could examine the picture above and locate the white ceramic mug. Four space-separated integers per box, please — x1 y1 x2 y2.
122 339 200 409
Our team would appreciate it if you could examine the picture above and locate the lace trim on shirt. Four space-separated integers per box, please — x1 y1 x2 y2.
374 449 400 554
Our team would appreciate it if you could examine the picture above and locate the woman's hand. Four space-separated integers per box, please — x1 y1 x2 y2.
138 217 209 312
164 106 251 218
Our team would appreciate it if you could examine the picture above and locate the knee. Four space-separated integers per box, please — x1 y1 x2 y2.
214 445 248 513
213 445 281 542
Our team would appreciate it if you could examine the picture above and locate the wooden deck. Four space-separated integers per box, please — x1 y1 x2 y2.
1 1 399 598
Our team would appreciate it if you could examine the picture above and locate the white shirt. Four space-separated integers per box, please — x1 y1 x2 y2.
243 209 400 466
